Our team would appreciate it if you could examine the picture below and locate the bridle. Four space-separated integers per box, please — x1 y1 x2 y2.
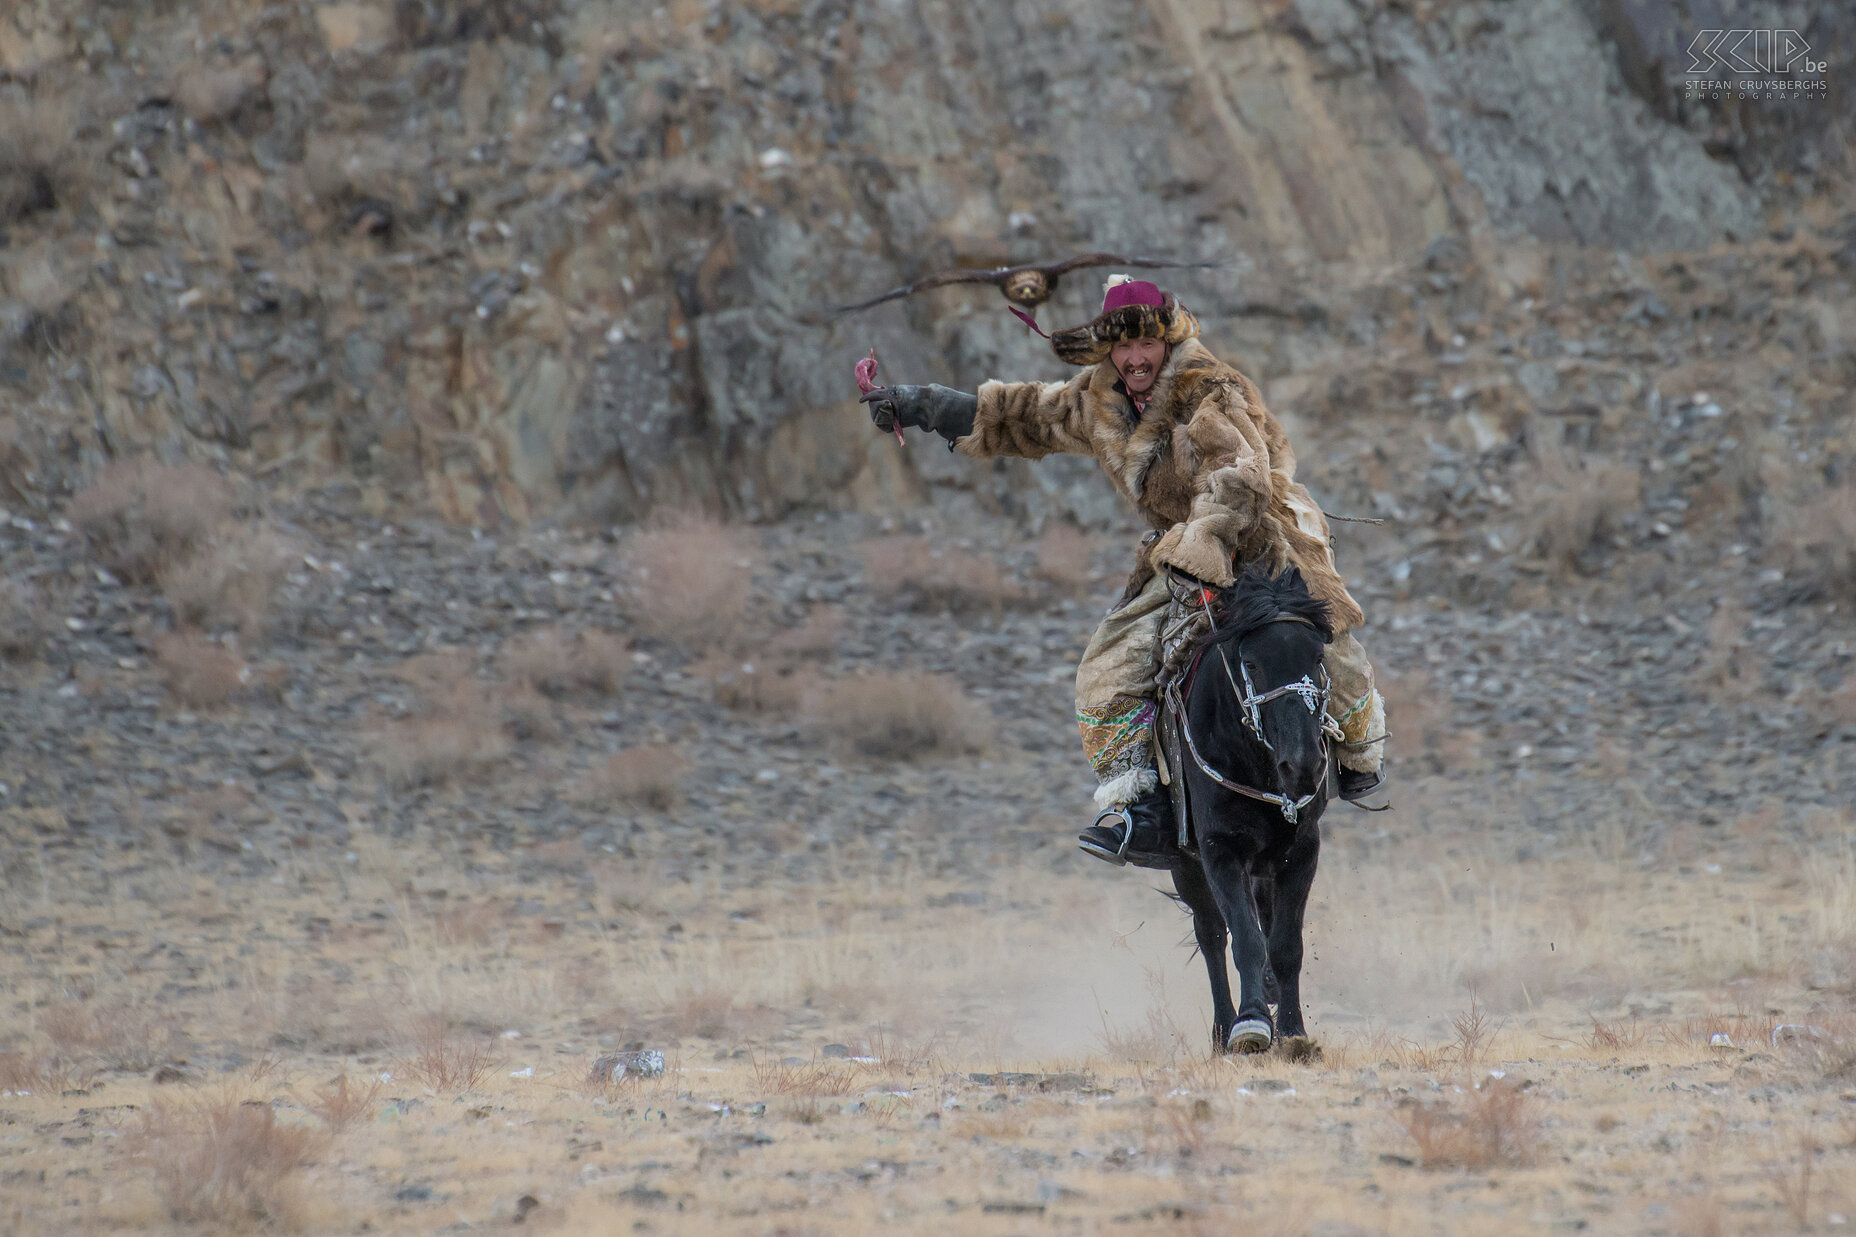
1169 598 1342 825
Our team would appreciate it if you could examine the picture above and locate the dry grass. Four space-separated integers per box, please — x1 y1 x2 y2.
0 1050 97 1095
372 678 510 789
158 523 288 637
1397 1076 1541 1169
37 995 180 1072
0 578 52 662
503 626 629 696
298 1072 383 1131
1516 433 1642 574
1774 477 1856 599
588 744 687 810
134 1094 325 1226
620 514 754 653
751 1056 856 1099
862 536 1024 613
0 92 84 223
803 671 993 760
1584 1013 1648 1052
68 459 235 585
394 1017 502 1093
153 630 249 709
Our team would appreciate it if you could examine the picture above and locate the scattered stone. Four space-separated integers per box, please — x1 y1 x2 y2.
151 1065 186 1084
821 1043 851 1059
513 1194 540 1223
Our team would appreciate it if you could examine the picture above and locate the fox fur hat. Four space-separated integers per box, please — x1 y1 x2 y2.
1049 275 1200 366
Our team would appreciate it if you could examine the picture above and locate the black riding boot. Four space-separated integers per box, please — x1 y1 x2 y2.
1078 786 1181 869
1337 766 1386 801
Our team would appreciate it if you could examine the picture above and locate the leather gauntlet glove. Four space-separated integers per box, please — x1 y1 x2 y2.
860 384 977 447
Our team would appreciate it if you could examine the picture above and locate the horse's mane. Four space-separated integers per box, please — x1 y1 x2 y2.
1207 567 1334 644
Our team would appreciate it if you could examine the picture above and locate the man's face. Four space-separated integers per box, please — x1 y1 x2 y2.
1111 338 1167 395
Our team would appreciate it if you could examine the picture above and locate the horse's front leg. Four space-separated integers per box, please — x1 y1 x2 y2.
1172 860 1236 1053
1265 827 1320 1040
1197 836 1272 1053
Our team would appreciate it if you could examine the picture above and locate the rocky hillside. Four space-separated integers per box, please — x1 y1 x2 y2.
1 0 1848 532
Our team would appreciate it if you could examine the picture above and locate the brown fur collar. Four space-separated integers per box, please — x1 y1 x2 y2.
1082 339 1236 522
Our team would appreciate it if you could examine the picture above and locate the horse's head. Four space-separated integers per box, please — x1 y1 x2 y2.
1205 567 1334 802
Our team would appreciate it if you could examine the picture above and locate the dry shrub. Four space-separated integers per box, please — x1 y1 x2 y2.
395 1017 501 1092
751 1056 855 1098
1774 477 1856 600
498 678 558 741
298 1072 382 1131
0 93 84 222
1450 991 1497 1068
620 514 753 653
158 523 288 636
769 605 844 660
135 1095 323 1225
373 679 509 788
68 459 235 584
504 626 629 696
1516 434 1642 574
38 994 180 1072
154 630 249 709
862 536 1024 613
0 1050 97 1095
0 578 52 662
1035 523 1099 591
590 745 687 810
803 672 993 760
1584 1014 1647 1052
1397 1077 1540 1169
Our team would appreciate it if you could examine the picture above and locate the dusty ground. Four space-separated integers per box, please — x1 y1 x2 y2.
3 485 1855 1234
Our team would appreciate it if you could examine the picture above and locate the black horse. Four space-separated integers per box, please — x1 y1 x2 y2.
1166 567 1335 1054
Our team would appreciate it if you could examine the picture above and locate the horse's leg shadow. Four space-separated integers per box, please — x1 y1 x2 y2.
1172 860 1236 1054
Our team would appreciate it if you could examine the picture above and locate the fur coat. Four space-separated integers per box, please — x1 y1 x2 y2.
958 338 1365 633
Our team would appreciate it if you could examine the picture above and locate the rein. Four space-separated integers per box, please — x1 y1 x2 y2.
1171 590 1341 825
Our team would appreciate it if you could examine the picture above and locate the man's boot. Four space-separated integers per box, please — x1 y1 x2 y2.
1078 786 1180 869
1337 766 1385 801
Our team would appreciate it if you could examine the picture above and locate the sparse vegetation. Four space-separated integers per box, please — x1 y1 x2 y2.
804 671 993 760
158 523 289 637
0 578 52 662
589 744 687 809
1397 1076 1541 1170
372 677 510 788
299 1072 383 1131
153 630 249 709
862 536 1024 613
135 1095 324 1225
395 1017 502 1093
503 626 629 696
1516 431 1642 575
620 515 754 653
68 459 236 586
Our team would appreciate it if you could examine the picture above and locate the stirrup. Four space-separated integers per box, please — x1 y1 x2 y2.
1079 805 1135 867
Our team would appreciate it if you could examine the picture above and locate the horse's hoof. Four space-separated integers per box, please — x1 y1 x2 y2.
1275 1036 1322 1063
1226 1019 1272 1054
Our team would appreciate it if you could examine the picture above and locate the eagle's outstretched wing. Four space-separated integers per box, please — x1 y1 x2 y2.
826 266 1012 315
1041 253 1222 277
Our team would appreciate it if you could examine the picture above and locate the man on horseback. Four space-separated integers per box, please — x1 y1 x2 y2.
861 276 1387 866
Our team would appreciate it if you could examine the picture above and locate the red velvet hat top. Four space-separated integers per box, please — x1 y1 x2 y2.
1101 279 1165 313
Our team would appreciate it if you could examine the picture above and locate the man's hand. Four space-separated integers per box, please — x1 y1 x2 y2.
859 384 977 446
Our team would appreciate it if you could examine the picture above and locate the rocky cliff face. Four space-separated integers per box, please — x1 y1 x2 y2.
0 0 1840 527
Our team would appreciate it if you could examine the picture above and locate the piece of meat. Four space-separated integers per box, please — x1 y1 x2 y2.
855 347 906 445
